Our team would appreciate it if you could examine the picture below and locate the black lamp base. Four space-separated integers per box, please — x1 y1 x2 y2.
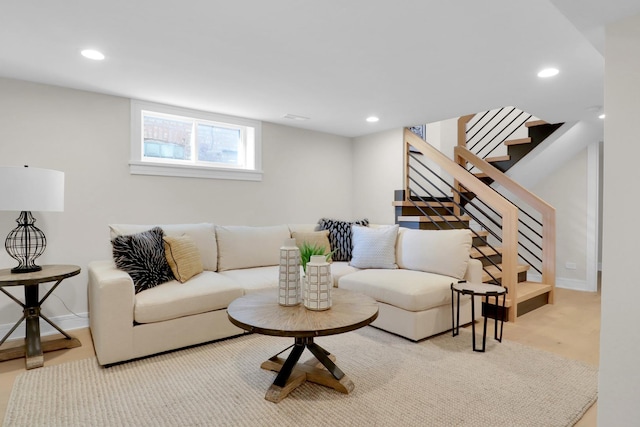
5 211 47 274
11 265 43 274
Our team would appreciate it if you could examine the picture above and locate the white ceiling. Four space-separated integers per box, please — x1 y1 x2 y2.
1 1 639 137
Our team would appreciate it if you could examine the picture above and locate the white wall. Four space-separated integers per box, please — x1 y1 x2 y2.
529 146 590 288
599 12 640 426
351 128 404 224
0 77 353 333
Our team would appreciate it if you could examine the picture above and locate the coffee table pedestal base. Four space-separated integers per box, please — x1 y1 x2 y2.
260 337 354 403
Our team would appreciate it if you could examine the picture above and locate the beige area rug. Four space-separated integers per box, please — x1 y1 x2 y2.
3 327 597 427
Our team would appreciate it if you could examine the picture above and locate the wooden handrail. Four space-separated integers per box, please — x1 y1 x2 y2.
455 145 556 302
404 128 520 318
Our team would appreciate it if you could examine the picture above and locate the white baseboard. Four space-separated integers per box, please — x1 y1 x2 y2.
0 313 89 341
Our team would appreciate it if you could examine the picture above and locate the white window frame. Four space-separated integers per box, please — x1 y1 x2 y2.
130 100 262 181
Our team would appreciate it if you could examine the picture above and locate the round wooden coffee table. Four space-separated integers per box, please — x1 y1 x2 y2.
227 288 378 403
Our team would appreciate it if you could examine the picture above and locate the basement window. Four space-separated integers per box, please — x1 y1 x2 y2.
130 100 262 181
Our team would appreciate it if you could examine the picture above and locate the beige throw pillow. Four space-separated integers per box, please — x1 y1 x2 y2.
163 235 204 283
292 230 332 261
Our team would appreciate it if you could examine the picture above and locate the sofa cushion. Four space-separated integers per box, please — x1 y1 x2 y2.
318 218 369 262
111 227 175 294
288 224 319 234
338 269 458 312
163 235 203 283
134 271 244 324
396 228 471 279
350 224 398 269
110 223 218 271
216 225 291 271
217 266 280 293
329 261 360 287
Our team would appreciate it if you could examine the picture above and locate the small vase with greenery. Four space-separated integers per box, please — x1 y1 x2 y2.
299 242 334 273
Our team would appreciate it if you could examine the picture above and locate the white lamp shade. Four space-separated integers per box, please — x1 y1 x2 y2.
0 166 64 212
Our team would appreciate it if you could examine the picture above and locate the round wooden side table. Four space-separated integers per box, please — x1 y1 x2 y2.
0 264 81 369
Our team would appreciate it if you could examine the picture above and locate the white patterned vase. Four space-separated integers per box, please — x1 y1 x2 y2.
303 255 332 311
278 238 301 306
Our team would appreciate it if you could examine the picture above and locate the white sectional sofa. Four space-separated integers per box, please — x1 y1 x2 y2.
88 222 481 365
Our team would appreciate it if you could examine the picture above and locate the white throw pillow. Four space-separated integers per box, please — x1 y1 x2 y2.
109 223 217 271
349 224 399 269
216 225 291 271
396 228 471 279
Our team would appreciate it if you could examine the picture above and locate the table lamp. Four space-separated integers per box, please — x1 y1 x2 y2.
0 166 64 273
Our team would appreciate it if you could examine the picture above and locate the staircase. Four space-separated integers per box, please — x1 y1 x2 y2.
398 110 558 322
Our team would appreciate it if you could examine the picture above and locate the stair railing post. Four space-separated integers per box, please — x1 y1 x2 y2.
455 115 475 216
542 210 556 304
404 142 411 201
501 208 519 322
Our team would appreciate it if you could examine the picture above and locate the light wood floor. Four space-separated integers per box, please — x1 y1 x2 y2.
0 287 600 425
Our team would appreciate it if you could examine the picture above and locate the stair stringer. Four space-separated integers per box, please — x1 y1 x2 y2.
504 120 602 188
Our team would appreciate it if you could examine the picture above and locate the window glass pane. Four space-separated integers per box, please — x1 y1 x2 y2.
197 124 241 165
143 115 192 161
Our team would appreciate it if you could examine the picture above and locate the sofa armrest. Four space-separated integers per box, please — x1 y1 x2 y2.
88 260 136 365
463 258 483 284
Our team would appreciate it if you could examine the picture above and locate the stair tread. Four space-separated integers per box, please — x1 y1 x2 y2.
485 155 510 163
473 172 489 179
397 215 471 222
470 246 502 258
504 137 532 146
392 201 454 207
525 120 548 128
502 281 552 307
513 281 553 303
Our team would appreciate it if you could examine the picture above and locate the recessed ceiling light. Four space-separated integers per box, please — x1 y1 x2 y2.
366 116 379 123
599 114 606 119
537 68 559 78
81 49 105 60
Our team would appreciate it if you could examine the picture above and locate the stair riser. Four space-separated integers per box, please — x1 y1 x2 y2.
482 294 548 322
485 271 528 285
528 122 562 141
475 254 503 267
397 221 469 230
395 206 452 216
516 293 549 316
472 235 489 246
482 302 508 322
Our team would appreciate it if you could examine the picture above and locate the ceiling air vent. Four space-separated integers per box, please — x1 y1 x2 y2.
283 114 310 121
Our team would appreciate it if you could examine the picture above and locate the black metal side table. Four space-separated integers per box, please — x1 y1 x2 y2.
451 281 507 352
0 264 81 369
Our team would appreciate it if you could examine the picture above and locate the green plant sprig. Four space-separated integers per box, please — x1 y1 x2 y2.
299 242 334 271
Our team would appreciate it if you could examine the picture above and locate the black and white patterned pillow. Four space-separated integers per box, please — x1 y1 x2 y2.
317 218 369 262
112 227 175 294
